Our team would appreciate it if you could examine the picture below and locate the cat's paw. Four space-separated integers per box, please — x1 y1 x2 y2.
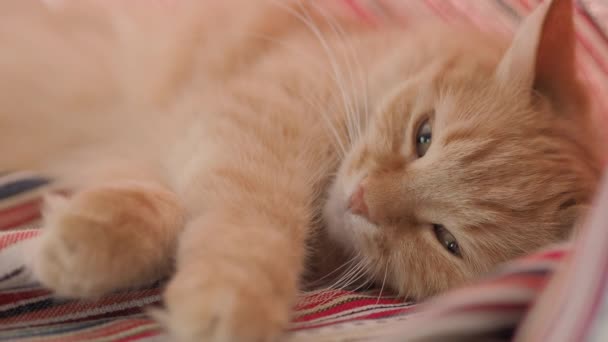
161 263 289 342
28 183 183 298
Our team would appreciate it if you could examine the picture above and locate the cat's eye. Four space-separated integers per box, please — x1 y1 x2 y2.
433 224 461 257
415 119 432 157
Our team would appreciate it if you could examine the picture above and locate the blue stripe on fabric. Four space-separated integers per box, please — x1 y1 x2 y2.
0 315 151 339
0 178 50 200
0 298 58 320
0 319 114 340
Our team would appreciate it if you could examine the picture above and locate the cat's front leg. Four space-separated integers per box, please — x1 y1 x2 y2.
161 207 308 342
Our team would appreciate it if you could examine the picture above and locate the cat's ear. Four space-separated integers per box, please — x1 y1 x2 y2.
495 0 583 111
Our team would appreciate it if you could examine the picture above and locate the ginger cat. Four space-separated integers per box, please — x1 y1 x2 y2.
0 0 602 341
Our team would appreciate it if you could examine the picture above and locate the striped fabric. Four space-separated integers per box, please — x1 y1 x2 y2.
0 172 571 341
0 0 607 341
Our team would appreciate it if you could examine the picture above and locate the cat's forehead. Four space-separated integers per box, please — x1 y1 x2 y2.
434 72 522 121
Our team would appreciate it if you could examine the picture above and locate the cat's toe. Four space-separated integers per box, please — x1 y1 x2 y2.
28 194 124 297
29 224 106 297
161 266 288 342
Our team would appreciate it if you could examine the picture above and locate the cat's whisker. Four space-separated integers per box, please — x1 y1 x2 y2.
305 1 362 144
326 257 365 290
350 268 376 293
332 258 371 291
375 259 390 305
337 261 371 291
308 251 360 287
269 0 356 149
293 2 357 146
308 1 370 142
329 259 363 288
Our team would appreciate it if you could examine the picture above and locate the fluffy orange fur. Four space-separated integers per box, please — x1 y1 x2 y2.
0 0 602 341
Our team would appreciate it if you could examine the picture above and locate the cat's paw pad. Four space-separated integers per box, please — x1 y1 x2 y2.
28 184 182 298
161 266 288 342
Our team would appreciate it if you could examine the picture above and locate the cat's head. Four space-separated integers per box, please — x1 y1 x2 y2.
323 0 603 299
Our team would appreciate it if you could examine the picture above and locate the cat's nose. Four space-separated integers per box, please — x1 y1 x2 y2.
348 184 369 218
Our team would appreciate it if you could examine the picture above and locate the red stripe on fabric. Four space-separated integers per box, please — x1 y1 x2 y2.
576 2 608 44
294 290 354 311
116 330 161 342
54 308 151 327
40 319 153 342
523 248 567 261
291 307 412 331
0 288 51 305
0 290 161 323
294 298 405 322
0 199 42 231
0 230 40 249
577 32 608 73
295 290 400 312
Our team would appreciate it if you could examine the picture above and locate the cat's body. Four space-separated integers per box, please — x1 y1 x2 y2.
0 0 602 341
